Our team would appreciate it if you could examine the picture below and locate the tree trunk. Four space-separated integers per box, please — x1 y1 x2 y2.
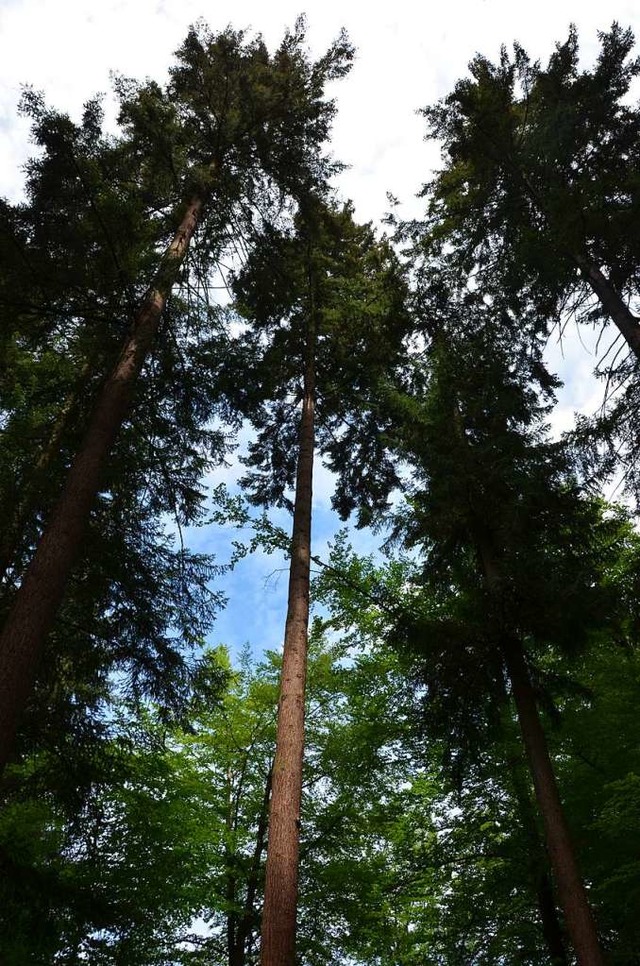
260 344 315 966
226 763 239 966
537 863 571 966
473 515 603 966
573 254 640 363
502 637 604 966
0 192 206 774
452 366 603 965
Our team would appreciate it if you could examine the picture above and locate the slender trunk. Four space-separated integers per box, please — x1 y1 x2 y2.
233 766 272 966
226 764 239 966
260 343 315 966
502 637 604 966
472 516 603 965
573 255 640 363
0 359 93 584
0 192 206 774
509 755 568 965
537 865 570 966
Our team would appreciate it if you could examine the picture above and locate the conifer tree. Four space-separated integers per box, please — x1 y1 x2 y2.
382 300 619 963
224 197 408 964
0 20 353 773
419 23 640 362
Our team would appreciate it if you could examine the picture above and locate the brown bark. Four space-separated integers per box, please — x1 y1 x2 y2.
226 764 239 966
260 343 315 966
0 192 206 774
573 255 640 363
503 637 604 966
537 864 570 966
472 509 603 965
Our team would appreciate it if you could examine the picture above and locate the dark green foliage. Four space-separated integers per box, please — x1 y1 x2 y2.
409 23 640 505
387 296 635 761
2 16 640 966
0 102 229 762
224 198 409 524
421 23 640 319
0 15 355 742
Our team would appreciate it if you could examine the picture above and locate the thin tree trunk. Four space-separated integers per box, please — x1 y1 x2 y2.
0 191 206 774
473 512 603 966
233 765 272 966
573 254 640 363
502 637 604 966
537 864 570 966
260 342 315 966
0 359 93 584
226 763 239 966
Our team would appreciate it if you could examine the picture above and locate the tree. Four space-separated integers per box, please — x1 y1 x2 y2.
314 496 639 964
0 101 228 784
254 215 316 966
311 541 568 964
409 22 640 505
419 23 640 362
404 326 619 962
223 196 409 965
0 19 353 774
325 275 638 961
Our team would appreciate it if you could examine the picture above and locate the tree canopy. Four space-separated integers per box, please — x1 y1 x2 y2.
1 16 640 966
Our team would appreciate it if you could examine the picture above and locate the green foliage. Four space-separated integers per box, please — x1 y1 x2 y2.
408 24 640 505
222 197 409 523
3 16 640 966
421 23 640 316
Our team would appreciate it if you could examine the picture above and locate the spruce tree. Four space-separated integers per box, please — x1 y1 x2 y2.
0 20 353 773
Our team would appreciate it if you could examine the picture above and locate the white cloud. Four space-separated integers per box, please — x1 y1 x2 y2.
2 0 636 218
3 0 636 657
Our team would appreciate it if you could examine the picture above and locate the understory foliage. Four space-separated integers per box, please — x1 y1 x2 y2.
1 16 640 966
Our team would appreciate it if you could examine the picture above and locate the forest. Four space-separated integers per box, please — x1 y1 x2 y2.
0 15 639 966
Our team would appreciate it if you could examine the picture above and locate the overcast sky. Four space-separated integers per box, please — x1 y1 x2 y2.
1 0 636 656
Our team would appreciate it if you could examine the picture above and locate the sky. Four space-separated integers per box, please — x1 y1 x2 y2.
1 0 636 657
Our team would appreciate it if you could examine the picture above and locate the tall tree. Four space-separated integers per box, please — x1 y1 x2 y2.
0 20 353 774
258 206 318 966
398 317 629 962
329 277 634 961
418 23 640 361
407 22 640 504
224 198 409 964
315 519 640 964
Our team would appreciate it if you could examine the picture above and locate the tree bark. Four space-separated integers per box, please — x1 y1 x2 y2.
0 192 206 774
226 763 239 966
260 342 315 966
502 637 604 966
472 512 603 966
